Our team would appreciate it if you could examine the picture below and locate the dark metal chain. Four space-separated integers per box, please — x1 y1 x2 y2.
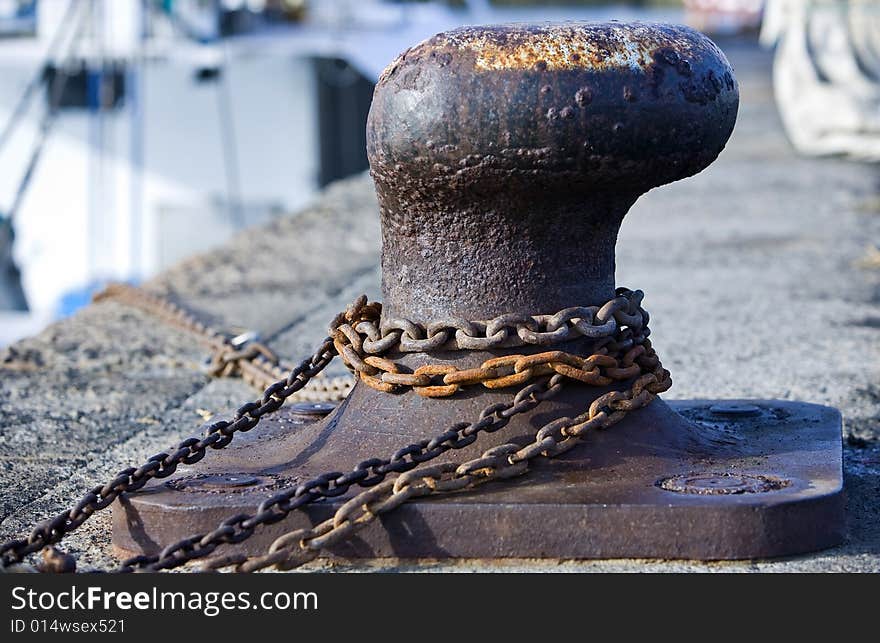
0 288 660 573
119 338 661 573
116 370 574 572
348 288 647 353
224 355 670 573
0 336 336 569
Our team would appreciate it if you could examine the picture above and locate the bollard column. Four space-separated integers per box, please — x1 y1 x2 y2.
113 23 844 562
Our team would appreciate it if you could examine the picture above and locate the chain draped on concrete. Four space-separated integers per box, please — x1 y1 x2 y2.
93 283 354 401
0 286 669 573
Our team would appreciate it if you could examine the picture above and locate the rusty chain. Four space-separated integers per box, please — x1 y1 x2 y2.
337 287 647 354
94 283 354 400
0 287 666 573
120 339 664 573
350 347 649 396
332 289 650 397
211 363 670 572
0 291 359 569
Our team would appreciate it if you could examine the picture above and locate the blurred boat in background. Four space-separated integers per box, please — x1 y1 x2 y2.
761 0 880 161
684 0 764 33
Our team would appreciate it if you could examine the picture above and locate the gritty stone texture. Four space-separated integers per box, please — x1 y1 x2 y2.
1 39 879 572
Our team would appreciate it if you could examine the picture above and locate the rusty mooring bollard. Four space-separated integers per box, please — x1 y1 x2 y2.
368 22 737 320
114 23 844 562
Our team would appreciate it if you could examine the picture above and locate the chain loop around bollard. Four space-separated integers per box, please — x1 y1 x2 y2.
0 287 667 573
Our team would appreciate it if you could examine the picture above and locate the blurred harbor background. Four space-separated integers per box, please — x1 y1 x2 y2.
0 0 875 346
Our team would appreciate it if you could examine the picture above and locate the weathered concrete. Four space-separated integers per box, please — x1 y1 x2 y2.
1 39 878 572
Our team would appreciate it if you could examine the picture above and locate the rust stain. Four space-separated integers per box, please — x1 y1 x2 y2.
430 23 703 72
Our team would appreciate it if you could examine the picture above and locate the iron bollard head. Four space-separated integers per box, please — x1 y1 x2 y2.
368 22 739 197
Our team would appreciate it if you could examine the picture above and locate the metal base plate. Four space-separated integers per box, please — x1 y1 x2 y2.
112 399 844 561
